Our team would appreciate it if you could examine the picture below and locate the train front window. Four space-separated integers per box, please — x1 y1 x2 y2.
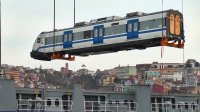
175 15 181 35
37 38 41 43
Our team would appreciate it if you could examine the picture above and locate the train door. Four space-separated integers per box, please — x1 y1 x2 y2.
127 19 139 39
93 25 104 44
63 31 73 48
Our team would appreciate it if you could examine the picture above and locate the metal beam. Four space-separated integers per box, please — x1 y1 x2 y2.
74 0 75 26
0 0 2 71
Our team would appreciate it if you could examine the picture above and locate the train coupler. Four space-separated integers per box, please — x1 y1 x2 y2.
160 37 184 48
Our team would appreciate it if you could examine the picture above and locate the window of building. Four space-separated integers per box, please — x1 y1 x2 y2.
108 100 112 104
185 103 188 110
47 99 51 106
192 103 195 110
116 101 119 104
124 100 128 105
55 99 59 107
167 65 173 68
130 100 135 110
100 96 105 102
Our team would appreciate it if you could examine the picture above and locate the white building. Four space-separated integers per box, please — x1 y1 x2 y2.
162 74 174 80
173 72 183 81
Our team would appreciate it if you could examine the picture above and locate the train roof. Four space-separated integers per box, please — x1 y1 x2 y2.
41 9 178 34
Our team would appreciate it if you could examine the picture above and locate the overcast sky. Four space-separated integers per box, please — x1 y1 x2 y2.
2 0 200 71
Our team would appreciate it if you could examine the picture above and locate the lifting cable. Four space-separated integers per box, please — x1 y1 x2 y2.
160 0 185 75
53 0 56 53
50 0 75 61
52 0 56 70
181 0 185 71
160 0 164 76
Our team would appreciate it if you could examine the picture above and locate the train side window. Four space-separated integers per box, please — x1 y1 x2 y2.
116 25 126 34
64 35 68 42
94 29 98 37
74 32 83 40
84 30 91 39
133 23 138 31
157 18 162 28
105 25 126 36
99 28 104 37
45 37 54 45
55 35 63 43
68 33 73 41
47 99 51 106
104 27 112 36
55 99 59 107
150 18 166 29
37 38 41 43
140 20 150 31
128 23 132 32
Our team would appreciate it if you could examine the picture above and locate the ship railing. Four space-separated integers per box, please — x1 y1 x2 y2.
151 103 199 112
17 99 73 112
84 101 137 112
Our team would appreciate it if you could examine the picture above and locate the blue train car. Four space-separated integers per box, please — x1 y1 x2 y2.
31 9 184 61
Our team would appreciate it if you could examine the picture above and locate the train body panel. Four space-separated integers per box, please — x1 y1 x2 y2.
31 9 184 61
